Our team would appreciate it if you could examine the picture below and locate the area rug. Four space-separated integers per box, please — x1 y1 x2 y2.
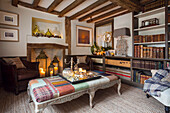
0 84 164 113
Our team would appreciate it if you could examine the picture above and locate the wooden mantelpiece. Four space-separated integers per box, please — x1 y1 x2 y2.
27 43 68 61
27 43 68 49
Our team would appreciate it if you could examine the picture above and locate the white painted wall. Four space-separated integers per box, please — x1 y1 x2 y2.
71 20 94 55
114 12 133 56
96 24 112 47
0 0 65 57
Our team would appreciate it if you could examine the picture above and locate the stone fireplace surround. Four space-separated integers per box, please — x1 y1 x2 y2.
27 43 68 73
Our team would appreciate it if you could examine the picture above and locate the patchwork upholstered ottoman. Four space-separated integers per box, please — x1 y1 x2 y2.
28 72 121 113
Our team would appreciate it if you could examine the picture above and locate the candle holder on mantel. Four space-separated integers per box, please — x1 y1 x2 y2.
36 50 48 77
64 57 74 70
52 55 59 75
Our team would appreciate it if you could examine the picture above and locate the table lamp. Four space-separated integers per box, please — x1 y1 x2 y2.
114 28 130 56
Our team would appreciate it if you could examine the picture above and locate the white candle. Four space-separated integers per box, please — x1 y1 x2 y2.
79 68 82 72
40 69 45 77
54 67 58 75
41 71 45 77
50 70 53 77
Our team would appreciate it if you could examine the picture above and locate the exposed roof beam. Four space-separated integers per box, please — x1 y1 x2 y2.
79 3 118 22
32 0 41 8
69 0 108 20
95 10 130 26
12 0 19 7
18 1 59 15
59 0 85 17
87 8 127 23
47 0 63 12
140 0 156 5
109 0 141 12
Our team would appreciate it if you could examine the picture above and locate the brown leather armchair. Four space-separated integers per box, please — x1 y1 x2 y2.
64 55 93 71
0 59 39 95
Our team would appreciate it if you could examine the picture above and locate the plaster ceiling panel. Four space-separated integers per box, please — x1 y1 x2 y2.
54 0 75 12
20 0 33 4
93 9 129 23
75 1 112 19
91 6 121 19
64 0 98 17
38 0 54 8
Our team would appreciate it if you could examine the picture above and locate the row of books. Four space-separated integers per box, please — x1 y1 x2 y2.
133 60 164 69
134 45 164 58
93 65 131 80
132 70 152 84
134 34 165 43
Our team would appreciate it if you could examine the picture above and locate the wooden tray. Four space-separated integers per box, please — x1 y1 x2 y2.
58 74 101 84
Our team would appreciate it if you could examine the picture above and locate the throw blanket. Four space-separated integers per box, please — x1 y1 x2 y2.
143 70 170 97
29 72 118 103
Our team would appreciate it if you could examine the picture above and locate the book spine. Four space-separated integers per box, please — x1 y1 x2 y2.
140 45 143 58
138 46 140 58
133 70 136 82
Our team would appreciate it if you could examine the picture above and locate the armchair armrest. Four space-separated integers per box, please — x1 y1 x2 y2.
22 60 39 71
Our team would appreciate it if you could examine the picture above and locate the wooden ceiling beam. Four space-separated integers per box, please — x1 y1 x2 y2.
47 0 63 12
69 0 108 20
140 0 156 5
79 3 118 22
109 0 141 12
95 10 130 26
87 8 127 23
18 1 59 15
12 0 19 7
32 0 41 8
59 0 85 17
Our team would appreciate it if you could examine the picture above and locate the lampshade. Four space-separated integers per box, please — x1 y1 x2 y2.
114 28 131 38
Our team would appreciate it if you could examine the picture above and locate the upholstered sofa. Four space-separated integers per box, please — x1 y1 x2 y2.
0 57 39 95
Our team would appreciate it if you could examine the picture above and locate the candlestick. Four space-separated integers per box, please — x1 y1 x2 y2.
77 59 79 64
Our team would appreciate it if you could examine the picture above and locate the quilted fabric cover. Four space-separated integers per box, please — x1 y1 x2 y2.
29 72 118 103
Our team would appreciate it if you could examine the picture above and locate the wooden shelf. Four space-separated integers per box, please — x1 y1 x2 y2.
132 57 165 61
134 24 165 31
132 67 153 71
134 7 165 18
134 41 165 45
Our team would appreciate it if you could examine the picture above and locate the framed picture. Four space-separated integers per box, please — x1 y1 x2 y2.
0 27 19 42
76 26 93 47
0 10 19 26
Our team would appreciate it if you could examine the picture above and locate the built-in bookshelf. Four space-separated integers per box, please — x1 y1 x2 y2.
132 0 170 86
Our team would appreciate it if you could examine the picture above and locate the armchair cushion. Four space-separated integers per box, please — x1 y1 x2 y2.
3 58 16 65
17 68 39 81
77 56 87 64
12 57 26 69
3 57 26 69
